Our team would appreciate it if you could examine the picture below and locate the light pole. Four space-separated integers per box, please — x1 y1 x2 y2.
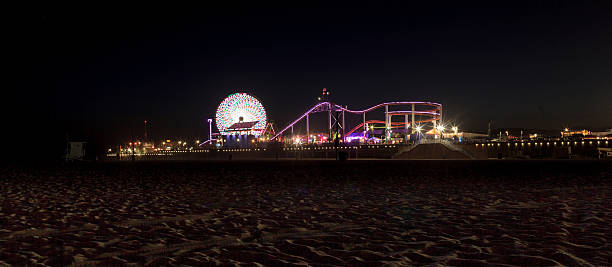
144 120 148 142
207 119 213 142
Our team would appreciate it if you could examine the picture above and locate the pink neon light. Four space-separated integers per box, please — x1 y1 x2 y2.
270 101 442 141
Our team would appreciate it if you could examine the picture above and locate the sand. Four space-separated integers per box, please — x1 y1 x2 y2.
0 160 609 266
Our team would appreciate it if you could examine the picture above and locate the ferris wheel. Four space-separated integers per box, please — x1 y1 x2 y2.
215 93 267 136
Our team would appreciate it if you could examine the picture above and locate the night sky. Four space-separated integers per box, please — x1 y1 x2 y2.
17 3 612 156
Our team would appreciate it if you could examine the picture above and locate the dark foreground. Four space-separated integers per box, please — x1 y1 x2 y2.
1 160 610 266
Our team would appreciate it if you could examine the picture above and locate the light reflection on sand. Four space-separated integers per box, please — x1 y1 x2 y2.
0 160 609 266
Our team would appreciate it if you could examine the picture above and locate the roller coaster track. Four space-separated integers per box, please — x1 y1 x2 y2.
344 118 438 136
270 101 442 141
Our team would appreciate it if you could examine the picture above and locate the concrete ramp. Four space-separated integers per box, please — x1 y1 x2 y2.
393 143 471 159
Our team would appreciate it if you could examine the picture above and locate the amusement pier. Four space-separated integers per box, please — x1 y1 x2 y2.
105 89 612 161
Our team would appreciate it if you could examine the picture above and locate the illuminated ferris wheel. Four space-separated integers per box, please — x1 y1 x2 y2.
215 93 267 136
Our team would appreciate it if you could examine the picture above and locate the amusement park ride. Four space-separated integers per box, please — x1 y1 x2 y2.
202 89 445 147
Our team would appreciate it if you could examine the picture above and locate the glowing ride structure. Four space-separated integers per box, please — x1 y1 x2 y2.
206 91 443 147
215 93 267 137
270 101 443 144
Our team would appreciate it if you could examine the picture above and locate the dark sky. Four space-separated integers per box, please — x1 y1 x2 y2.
20 3 612 148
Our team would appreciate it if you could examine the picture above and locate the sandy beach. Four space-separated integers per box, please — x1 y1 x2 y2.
1 160 609 266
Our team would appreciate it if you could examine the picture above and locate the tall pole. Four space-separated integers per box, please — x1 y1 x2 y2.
341 109 345 143
385 105 389 143
411 103 415 134
207 119 212 142
439 105 443 126
405 114 409 143
334 109 340 160
328 104 332 140
144 120 148 142
306 113 310 144
362 112 366 140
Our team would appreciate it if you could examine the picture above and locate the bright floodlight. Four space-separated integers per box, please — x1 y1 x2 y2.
416 126 422 132
452 126 458 132
436 125 445 131
216 93 267 136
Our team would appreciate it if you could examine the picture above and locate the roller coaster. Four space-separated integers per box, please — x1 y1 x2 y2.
271 101 443 143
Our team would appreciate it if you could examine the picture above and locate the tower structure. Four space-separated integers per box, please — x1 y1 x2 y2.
144 120 148 142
